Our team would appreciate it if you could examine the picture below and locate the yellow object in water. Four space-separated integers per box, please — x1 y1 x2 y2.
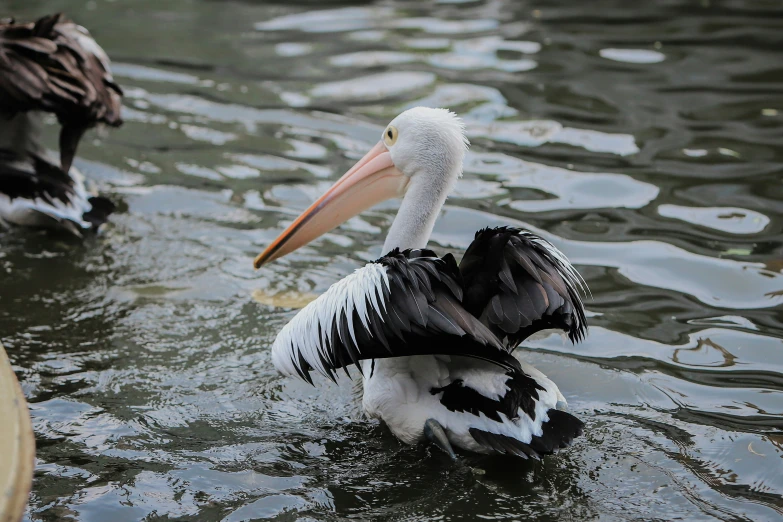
0 342 34 522
251 289 319 309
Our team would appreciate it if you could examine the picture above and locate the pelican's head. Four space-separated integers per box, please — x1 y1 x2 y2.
254 107 468 268
383 107 468 182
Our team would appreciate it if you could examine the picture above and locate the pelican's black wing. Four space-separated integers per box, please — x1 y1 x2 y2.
269 249 522 384
459 227 587 349
0 13 123 171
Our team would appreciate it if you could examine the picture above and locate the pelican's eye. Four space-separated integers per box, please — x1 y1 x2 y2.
383 125 398 146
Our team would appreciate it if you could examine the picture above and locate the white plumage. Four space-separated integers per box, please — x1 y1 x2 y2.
271 263 389 379
360 355 564 451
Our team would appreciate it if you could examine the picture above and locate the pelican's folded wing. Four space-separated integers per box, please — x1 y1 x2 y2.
270 249 520 384
0 13 123 171
459 227 587 349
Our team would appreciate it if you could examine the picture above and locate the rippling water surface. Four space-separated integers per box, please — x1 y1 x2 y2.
2 0 783 520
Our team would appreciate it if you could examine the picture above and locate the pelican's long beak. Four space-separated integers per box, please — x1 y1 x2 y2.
254 141 408 268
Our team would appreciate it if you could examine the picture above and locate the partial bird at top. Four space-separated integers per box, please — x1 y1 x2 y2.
0 13 122 235
255 107 588 460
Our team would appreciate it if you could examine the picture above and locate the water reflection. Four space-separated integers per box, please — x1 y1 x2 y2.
1 0 782 520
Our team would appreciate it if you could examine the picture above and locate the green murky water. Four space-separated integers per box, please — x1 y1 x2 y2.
2 0 782 520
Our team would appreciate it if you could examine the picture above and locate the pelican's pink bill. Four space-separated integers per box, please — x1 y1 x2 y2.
253 141 407 269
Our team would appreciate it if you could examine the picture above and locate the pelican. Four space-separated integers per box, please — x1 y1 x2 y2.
0 13 122 235
255 108 588 459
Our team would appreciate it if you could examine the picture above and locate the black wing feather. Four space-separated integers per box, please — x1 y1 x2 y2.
278 229 588 382
283 249 523 382
376 249 522 370
460 227 587 349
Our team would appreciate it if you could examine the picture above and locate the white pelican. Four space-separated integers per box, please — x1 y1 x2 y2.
255 107 588 459
0 13 122 235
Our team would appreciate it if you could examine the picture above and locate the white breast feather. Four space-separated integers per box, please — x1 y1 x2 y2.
271 263 389 379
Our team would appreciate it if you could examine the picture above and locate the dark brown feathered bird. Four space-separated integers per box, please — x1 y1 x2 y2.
0 13 122 234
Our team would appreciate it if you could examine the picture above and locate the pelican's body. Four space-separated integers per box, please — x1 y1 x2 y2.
256 108 587 459
361 355 570 452
0 13 122 234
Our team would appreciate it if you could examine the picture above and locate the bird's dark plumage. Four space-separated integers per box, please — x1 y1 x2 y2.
460 227 588 348
0 13 122 234
275 229 587 383
280 249 523 385
0 13 123 173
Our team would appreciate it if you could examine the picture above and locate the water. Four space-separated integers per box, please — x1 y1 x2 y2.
2 0 782 520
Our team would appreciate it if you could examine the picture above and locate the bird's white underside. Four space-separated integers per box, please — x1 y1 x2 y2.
361 355 563 449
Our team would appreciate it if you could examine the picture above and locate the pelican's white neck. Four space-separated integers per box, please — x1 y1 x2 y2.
382 165 459 253
375 106 468 254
